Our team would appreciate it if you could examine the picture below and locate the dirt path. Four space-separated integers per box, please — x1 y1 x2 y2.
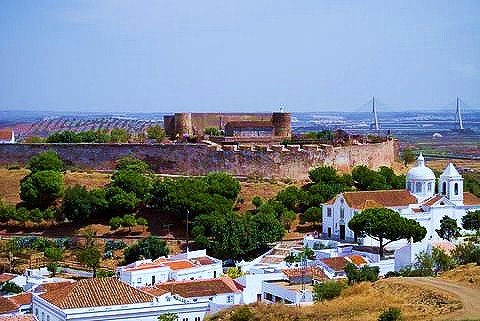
400 277 480 320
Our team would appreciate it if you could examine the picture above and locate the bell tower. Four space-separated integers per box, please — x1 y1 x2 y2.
438 163 463 205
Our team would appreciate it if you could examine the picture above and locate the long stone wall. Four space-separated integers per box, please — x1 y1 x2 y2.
0 140 397 180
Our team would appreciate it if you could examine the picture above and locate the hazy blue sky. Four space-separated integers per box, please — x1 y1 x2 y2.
0 1 479 112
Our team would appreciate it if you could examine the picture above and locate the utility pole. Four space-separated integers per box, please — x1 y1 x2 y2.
186 209 190 253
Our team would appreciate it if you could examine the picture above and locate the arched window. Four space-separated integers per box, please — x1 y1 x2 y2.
454 183 459 195
427 182 432 192
415 182 422 193
407 182 411 192
442 182 446 195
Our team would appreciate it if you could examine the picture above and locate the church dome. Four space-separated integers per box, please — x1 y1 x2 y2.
406 153 436 181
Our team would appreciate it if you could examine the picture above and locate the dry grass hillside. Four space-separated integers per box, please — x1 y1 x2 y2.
440 263 480 288
0 168 111 205
208 279 462 321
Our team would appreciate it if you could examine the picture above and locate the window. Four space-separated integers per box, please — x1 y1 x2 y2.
415 182 422 193
182 318 188 321
195 317 201 321
454 183 459 195
47 316 50 321
327 208 332 217
407 182 412 192
41 312 44 321
442 182 447 195
227 295 234 303
151 275 155 285
340 207 345 219
136 277 142 284
265 292 273 301
427 182 432 192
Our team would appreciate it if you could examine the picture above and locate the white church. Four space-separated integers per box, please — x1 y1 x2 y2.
322 153 480 244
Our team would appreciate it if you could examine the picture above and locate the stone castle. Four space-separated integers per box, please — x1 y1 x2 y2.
163 112 291 139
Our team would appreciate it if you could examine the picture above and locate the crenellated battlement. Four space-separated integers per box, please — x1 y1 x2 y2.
0 140 397 180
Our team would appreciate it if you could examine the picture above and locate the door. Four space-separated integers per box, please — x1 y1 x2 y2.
340 225 346 240
327 227 332 238
151 275 155 285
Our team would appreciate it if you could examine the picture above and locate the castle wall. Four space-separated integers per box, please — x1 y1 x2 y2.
0 140 396 180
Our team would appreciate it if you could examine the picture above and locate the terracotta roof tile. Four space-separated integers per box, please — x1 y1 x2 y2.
464 192 480 206
0 297 18 314
282 267 328 281
35 281 75 293
139 286 170 297
0 273 16 283
192 256 215 265
340 190 416 209
412 208 424 213
39 277 153 309
162 260 196 270
422 195 444 207
346 255 368 266
360 199 384 210
0 316 37 321
156 277 242 298
8 293 32 306
321 257 349 271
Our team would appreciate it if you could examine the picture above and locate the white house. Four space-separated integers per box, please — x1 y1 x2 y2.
322 154 480 245
117 250 222 287
31 277 209 321
142 277 244 314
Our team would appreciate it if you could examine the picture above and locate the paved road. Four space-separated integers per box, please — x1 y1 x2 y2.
400 277 480 320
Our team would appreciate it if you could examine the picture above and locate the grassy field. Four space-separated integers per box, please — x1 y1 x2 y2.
208 278 462 321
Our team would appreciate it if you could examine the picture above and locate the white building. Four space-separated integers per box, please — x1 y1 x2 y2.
322 154 480 245
117 250 222 287
142 277 244 314
31 277 209 321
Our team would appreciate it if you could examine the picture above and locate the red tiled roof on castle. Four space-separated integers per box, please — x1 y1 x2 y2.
39 278 153 309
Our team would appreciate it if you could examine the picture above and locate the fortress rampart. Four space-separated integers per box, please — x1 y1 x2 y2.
0 140 396 180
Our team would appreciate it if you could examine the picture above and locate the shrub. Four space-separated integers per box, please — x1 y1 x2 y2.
378 307 402 321
231 306 254 321
313 280 345 301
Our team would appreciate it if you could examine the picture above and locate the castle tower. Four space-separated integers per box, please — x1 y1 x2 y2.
271 112 291 137
174 113 193 137
406 153 436 202
439 163 463 205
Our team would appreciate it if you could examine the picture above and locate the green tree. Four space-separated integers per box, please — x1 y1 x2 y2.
136 217 149 231
112 169 152 200
27 150 64 173
62 185 94 223
432 247 456 273
115 156 151 173
301 207 322 225
110 128 130 143
378 307 402 321
252 196 263 209
453 242 480 265
413 251 434 276
109 216 123 230
352 165 389 190
123 237 169 264
436 215 461 241
313 281 344 301
1 281 24 294
121 214 137 232
146 125 166 142
106 186 139 214
20 170 64 208
401 148 416 166
275 186 302 211
348 208 427 257
45 246 64 276
205 172 241 201
226 266 244 279
462 210 480 232
280 210 296 232
158 313 178 321
78 245 102 278
203 127 221 136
